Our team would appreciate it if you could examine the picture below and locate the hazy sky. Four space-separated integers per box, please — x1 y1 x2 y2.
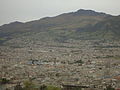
0 0 120 25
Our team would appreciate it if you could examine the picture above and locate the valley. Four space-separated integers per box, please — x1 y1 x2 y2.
0 9 120 89
0 39 120 89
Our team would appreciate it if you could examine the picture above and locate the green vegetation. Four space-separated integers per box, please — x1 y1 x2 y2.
23 80 36 90
106 85 115 90
46 85 61 90
18 80 61 90
0 78 10 84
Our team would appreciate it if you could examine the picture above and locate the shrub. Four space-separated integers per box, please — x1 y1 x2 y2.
0 78 10 84
46 85 61 90
106 85 115 90
23 80 36 90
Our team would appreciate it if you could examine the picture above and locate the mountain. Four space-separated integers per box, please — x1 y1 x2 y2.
73 16 120 40
0 9 119 45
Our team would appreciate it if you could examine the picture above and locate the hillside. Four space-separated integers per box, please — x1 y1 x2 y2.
0 9 119 44
73 16 120 40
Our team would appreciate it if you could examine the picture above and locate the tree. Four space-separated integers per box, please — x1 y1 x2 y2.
0 78 9 84
23 80 35 90
106 85 115 90
14 84 23 90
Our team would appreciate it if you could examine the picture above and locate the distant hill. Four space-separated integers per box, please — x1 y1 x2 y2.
0 9 119 44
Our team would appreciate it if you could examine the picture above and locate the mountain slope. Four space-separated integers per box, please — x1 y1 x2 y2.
0 9 119 44
76 16 120 40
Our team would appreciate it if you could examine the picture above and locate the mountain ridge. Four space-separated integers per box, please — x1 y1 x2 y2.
0 9 111 27
0 9 120 44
